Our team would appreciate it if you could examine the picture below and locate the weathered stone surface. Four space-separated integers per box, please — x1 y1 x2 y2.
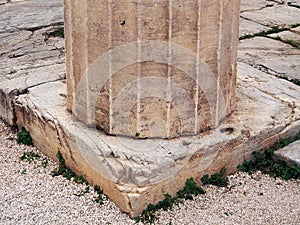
293 26 300 34
65 0 241 138
1 0 300 219
240 0 274 12
269 30 300 43
0 0 63 32
274 140 300 166
13 62 300 217
241 4 300 27
238 37 300 81
239 18 270 37
0 0 65 125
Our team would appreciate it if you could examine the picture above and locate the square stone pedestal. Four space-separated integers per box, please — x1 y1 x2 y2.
14 63 300 217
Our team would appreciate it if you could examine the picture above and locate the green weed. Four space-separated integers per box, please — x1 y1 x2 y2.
20 151 40 163
17 126 33 146
201 167 229 187
239 26 288 40
238 133 300 180
94 185 106 205
74 186 90 197
19 169 27 174
134 178 205 224
238 149 300 180
51 151 87 184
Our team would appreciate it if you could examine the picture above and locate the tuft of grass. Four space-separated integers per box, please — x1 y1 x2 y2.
238 133 300 180
238 149 300 180
201 167 229 187
94 185 106 204
20 151 40 163
17 126 33 146
177 178 205 200
134 178 205 224
51 151 87 184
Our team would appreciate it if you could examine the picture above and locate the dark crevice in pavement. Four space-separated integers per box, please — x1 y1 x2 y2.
20 22 64 34
239 16 272 28
238 61 300 86
240 4 276 13
287 2 300 9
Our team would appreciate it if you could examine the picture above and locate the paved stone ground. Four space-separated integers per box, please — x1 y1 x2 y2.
0 0 300 223
0 0 65 124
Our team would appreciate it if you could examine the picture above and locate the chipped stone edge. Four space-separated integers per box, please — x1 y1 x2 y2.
8 75 300 217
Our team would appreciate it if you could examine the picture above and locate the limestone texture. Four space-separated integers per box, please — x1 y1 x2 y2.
1 0 300 219
238 37 300 81
274 140 300 166
65 0 241 138
12 62 300 217
0 0 65 125
241 4 300 27
239 18 270 37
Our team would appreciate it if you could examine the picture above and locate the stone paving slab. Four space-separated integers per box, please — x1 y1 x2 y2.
238 37 300 81
0 0 65 125
274 140 300 166
0 0 63 33
240 0 274 12
239 18 271 36
293 26 300 34
241 4 300 27
269 30 300 43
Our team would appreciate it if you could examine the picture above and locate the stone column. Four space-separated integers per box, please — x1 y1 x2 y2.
65 0 240 139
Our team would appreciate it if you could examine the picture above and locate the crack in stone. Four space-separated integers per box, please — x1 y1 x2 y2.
239 15 272 28
240 3 276 13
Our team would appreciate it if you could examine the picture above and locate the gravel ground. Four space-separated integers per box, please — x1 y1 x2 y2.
0 119 299 225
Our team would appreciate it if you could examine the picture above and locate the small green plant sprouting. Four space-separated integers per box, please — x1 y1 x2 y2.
275 134 300 149
51 151 87 184
48 24 65 38
201 167 229 187
238 133 300 180
94 185 106 204
20 151 40 162
17 126 33 146
19 169 27 174
177 178 205 200
74 186 90 197
135 132 140 137
238 149 300 180
134 178 205 224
